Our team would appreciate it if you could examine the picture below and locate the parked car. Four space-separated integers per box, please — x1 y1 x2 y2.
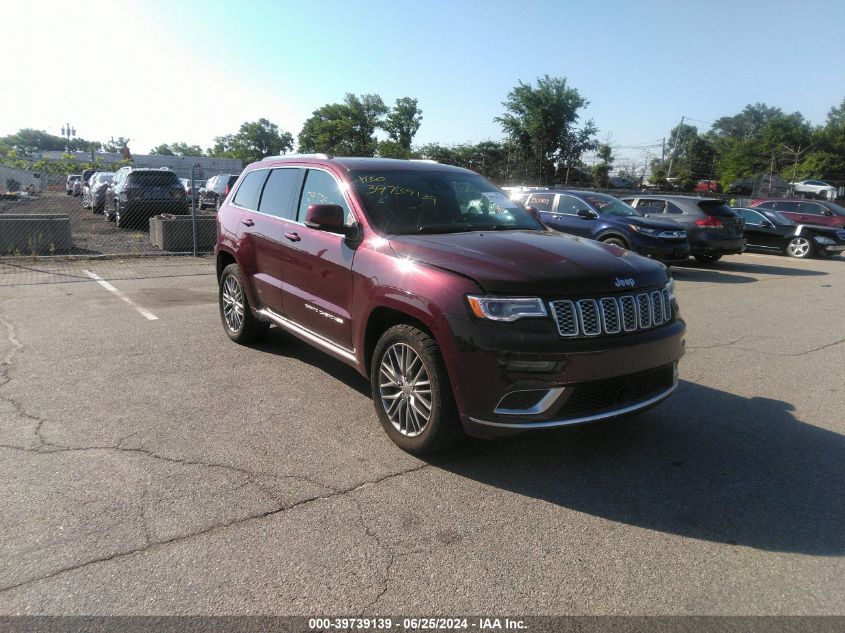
749 198 845 229
76 169 97 200
521 190 689 263
608 176 636 189
735 207 845 259
693 180 720 194
215 156 685 453
621 195 746 264
727 178 753 195
198 174 239 210
65 174 81 195
83 172 114 213
180 178 206 207
791 179 836 200
104 167 188 229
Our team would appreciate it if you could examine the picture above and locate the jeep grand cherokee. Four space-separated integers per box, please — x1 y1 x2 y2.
216 156 685 453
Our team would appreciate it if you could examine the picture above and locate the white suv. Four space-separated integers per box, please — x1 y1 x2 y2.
791 180 836 200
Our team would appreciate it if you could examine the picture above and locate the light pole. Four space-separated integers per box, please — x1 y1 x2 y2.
61 123 76 154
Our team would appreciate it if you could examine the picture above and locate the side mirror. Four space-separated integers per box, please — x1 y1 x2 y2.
304 204 344 232
577 209 597 219
821 209 833 216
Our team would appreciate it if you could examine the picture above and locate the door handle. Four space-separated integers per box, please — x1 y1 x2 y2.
241 218 254 227
284 232 301 242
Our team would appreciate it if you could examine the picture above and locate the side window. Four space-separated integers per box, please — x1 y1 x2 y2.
774 201 799 212
638 199 666 214
527 194 553 212
232 170 267 210
666 202 684 214
741 209 764 225
556 195 584 215
798 202 821 215
258 168 303 220
297 169 352 226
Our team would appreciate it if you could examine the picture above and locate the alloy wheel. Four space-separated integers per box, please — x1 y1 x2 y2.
221 275 244 333
379 343 432 437
787 237 811 258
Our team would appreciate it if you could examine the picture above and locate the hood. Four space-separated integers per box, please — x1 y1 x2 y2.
389 230 668 295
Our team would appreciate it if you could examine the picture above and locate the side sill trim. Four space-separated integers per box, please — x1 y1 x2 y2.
469 381 677 429
257 308 356 364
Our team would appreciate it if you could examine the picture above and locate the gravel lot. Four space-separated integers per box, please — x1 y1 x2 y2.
0 253 842 616
0 191 212 256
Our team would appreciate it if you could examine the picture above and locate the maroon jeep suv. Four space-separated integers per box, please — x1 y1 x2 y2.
215 156 685 453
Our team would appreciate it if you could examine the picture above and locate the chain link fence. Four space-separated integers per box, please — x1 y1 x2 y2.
1 162 240 262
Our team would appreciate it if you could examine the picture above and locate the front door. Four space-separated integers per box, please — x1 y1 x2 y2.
280 168 355 351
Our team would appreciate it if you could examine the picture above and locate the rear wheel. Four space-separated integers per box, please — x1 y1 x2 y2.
115 204 131 229
694 254 722 264
219 264 269 343
786 236 813 259
105 200 116 222
371 324 463 454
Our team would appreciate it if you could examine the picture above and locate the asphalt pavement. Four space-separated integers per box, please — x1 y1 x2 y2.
0 253 842 615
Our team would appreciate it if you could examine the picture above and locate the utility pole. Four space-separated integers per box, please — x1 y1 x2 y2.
661 137 665 162
666 116 684 178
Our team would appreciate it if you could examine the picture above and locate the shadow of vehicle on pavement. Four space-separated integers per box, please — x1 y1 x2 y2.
425 380 844 556
673 259 828 280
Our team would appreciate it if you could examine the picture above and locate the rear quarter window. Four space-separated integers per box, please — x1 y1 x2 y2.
696 200 736 217
232 170 267 210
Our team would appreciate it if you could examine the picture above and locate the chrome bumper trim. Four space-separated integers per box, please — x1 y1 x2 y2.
469 380 677 429
494 387 567 416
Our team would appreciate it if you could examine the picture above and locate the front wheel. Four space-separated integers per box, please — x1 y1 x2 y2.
219 264 269 344
786 236 813 259
371 324 462 454
601 236 629 249
694 254 722 264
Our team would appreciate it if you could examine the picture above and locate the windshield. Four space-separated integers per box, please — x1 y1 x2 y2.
824 202 845 216
582 193 642 217
763 210 794 225
350 170 543 234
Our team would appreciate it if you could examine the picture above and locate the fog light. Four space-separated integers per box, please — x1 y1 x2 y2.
505 360 558 372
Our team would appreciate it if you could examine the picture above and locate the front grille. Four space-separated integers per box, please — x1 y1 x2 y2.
555 364 675 417
551 289 672 338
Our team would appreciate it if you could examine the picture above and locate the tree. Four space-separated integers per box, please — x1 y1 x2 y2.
298 93 388 156
495 75 597 185
383 97 423 151
209 118 293 163
150 142 205 157
103 137 132 154
592 143 614 187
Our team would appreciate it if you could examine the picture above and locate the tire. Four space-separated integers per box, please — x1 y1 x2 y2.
694 254 722 264
105 200 116 222
601 236 628 249
215 195 223 211
371 324 463 454
115 203 131 229
219 263 269 344
82 191 91 209
786 236 813 259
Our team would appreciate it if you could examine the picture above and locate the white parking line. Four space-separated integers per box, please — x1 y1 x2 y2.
84 271 159 321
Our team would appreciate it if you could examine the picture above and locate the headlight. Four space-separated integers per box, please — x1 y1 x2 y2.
629 224 658 236
814 236 835 245
666 278 675 302
630 225 686 239
466 296 548 322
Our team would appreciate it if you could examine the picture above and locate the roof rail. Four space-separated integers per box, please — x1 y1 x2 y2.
263 153 333 160
409 159 438 164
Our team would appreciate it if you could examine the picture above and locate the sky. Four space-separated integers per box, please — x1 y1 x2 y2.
4 0 844 173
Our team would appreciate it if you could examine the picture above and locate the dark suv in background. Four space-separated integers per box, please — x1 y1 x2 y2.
198 174 239 210
522 190 689 263
104 167 188 229
621 195 746 264
215 156 685 453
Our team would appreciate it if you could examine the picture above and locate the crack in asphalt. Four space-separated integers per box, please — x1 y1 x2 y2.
686 335 845 358
0 446 432 595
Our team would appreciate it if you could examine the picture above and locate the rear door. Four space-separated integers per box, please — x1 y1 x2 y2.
235 167 300 314
739 208 782 250
279 167 356 351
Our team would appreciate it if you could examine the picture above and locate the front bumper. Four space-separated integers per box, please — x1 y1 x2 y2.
440 311 686 438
